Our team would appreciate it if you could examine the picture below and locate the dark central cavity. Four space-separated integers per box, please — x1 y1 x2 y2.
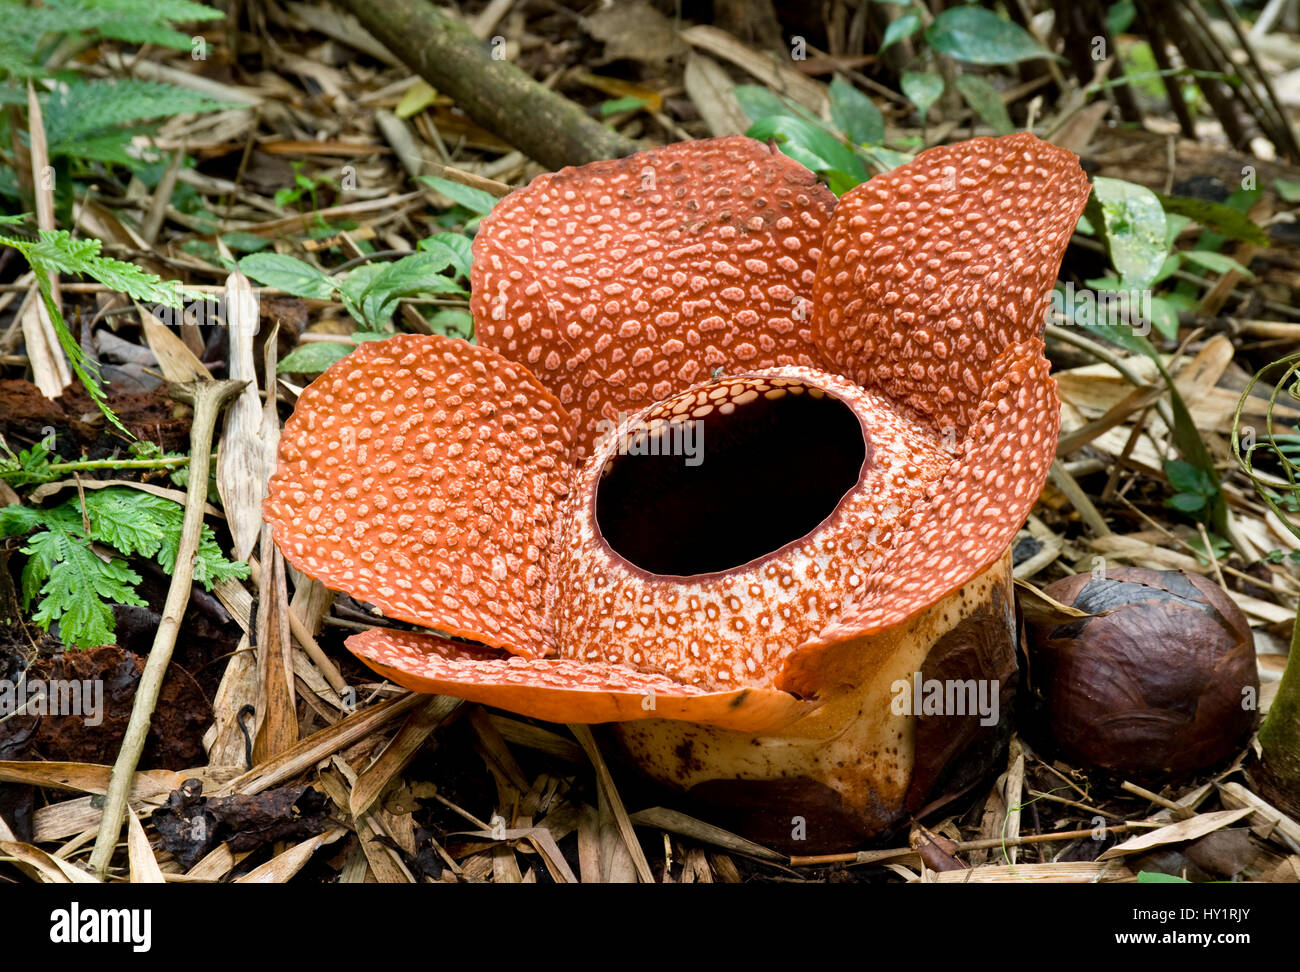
595 384 867 576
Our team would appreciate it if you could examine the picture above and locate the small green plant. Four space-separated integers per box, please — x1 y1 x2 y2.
865 1 1057 134
0 438 55 487
0 487 248 648
734 83 907 195
730 3 1055 192
1164 457 1220 519
0 0 222 75
273 161 335 211
597 96 652 117
238 227 480 375
0 436 193 488
1077 179 1264 342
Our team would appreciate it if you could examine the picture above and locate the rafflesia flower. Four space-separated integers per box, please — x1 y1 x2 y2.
265 133 1091 850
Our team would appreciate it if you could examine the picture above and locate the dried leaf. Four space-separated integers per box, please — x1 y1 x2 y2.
216 271 268 561
683 52 750 137
234 827 345 883
1098 809 1255 860
126 805 166 883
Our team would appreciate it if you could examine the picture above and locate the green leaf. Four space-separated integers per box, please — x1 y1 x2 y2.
820 169 861 196
154 520 249 588
277 341 353 374
238 253 336 300
598 96 651 116
19 530 146 649
1167 492 1207 513
0 502 63 537
828 77 884 146
83 489 172 559
1154 193 1268 245
420 176 500 216
1107 0 1137 35
954 75 1013 135
745 115 834 171
0 439 56 488
1165 458 1210 494
859 146 913 174
420 233 473 280
1274 178 1300 203
1151 254 1181 285
732 85 804 122
1147 296 1181 340
1162 213 1193 250
95 20 193 49
273 185 304 209
364 250 454 295
744 115 869 186
926 7 1055 65
335 263 385 326
1086 177 1168 291
428 308 474 338
42 79 231 155
1137 871 1191 883
359 252 465 325
192 533 250 587
881 12 922 52
1189 188 1261 257
1180 249 1255 278
901 72 944 120
4 230 186 307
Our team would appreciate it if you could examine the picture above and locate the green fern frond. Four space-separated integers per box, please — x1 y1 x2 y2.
0 438 56 487
17 230 188 305
0 486 248 649
42 79 231 150
0 36 49 79
53 129 156 169
0 0 223 85
83 489 175 559
0 0 221 51
52 0 224 27
93 21 194 50
20 530 146 648
0 225 189 433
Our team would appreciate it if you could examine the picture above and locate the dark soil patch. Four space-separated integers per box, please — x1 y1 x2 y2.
0 378 191 461
0 644 210 769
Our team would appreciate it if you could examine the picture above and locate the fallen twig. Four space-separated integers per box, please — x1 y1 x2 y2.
88 378 245 878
